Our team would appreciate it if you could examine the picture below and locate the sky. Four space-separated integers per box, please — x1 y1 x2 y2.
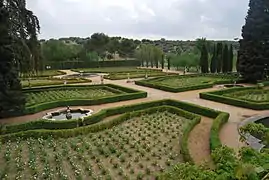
26 0 249 40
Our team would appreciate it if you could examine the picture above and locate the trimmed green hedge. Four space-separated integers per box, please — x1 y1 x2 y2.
1 99 229 164
135 74 237 93
200 87 269 110
23 84 147 115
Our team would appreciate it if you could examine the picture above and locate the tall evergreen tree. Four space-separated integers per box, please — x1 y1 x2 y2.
0 3 25 117
210 45 217 73
228 44 234 72
216 42 223 73
200 44 209 73
167 58 171 70
161 54 165 69
237 0 269 81
222 44 229 73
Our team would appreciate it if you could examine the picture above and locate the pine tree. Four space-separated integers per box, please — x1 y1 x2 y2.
210 45 217 73
216 43 223 73
0 3 25 117
200 44 209 73
237 0 269 81
222 44 229 73
228 44 234 72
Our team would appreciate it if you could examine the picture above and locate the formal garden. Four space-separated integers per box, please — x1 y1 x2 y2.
1 0 269 179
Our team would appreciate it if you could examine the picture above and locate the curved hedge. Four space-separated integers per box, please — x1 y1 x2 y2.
1 99 230 166
200 87 269 110
22 84 147 115
135 74 237 93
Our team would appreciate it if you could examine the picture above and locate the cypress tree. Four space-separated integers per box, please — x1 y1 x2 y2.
200 44 209 73
0 3 25 117
216 42 223 73
228 44 234 72
161 54 165 69
222 44 229 73
167 57 171 70
237 0 269 81
210 45 217 73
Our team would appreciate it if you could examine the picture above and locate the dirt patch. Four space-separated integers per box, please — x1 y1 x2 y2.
188 117 213 167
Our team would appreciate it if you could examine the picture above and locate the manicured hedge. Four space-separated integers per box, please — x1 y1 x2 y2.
199 87 269 110
46 60 141 69
23 84 147 115
135 74 236 93
1 99 230 162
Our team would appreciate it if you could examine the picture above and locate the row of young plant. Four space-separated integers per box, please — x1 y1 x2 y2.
1 99 228 163
21 84 147 115
200 86 269 110
135 74 237 93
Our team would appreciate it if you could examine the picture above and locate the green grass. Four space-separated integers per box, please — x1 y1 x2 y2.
21 78 91 88
0 110 190 179
21 70 65 78
25 86 123 107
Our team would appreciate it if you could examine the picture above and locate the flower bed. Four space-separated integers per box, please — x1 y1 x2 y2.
135 74 237 92
200 86 269 110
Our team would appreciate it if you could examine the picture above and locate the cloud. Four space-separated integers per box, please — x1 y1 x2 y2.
26 0 249 40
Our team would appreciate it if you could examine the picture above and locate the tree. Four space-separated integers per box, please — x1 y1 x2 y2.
222 44 229 73
237 0 269 81
228 44 234 72
161 54 165 69
0 0 40 117
84 33 109 58
216 42 223 73
210 45 217 73
200 44 209 73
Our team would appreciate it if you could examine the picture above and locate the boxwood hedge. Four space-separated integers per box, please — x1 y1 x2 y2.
199 86 269 110
1 99 229 164
135 74 237 93
23 84 147 115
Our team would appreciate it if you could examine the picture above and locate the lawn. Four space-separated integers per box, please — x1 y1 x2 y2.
21 78 91 88
0 110 189 179
73 67 146 73
21 70 65 78
136 74 236 92
25 86 124 107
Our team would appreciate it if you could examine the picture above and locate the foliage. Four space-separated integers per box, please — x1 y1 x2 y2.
237 0 269 82
170 53 199 70
228 44 234 72
136 74 236 92
222 44 229 73
200 87 269 110
210 44 217 73
216 42 223 73
200 44 209 73
0 3 24 118
135 44 163 68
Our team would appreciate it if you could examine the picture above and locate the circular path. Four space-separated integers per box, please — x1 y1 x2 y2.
1 69 266 165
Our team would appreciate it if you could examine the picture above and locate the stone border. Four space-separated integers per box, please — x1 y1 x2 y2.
43 108 93 121
238 113 269 152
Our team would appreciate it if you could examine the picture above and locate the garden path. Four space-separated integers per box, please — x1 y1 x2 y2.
1 69 267 165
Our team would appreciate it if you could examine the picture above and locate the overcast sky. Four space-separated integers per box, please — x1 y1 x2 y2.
27 0 249 40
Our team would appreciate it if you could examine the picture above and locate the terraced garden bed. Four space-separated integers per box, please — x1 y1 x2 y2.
200 87 269 110
0 109 192 179
22 84 147 114
21 78 91 88
135 74 236 92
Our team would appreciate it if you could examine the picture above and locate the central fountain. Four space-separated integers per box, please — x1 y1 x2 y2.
43 106 93 121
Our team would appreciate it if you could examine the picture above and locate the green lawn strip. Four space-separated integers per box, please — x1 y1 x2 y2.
136 74 236 92
200 86 269 110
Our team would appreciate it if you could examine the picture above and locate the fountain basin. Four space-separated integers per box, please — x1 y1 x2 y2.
43 108 93 121
223 84 244 88
239 114 269 151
